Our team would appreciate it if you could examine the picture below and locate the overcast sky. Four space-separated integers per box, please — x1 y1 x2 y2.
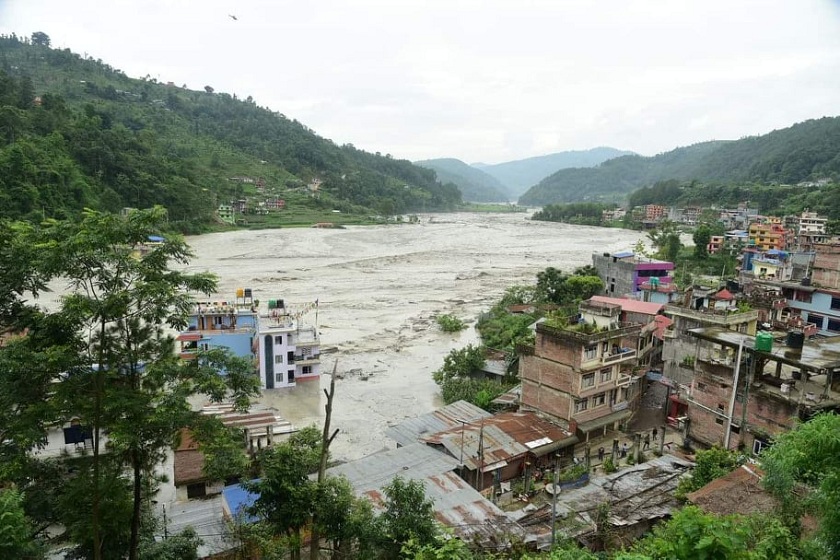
2 0 840 164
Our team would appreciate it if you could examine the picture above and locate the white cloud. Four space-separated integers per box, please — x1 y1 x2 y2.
2 0 839 163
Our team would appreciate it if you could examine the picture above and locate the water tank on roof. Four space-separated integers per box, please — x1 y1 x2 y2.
268 299 277 309
236 288 244 298
651 277 660 287
801 277 811 286
786 330 805 349
755 331 773 352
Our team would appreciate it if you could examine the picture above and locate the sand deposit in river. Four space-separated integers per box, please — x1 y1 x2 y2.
182 212 645 461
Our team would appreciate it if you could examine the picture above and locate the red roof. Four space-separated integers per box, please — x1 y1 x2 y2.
713 289 735 300
590 296 664 316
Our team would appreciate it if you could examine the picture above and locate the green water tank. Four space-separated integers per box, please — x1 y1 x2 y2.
755 331 773 352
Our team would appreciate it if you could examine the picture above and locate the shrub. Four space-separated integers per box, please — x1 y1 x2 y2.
436 314 466 332
603 457 617 473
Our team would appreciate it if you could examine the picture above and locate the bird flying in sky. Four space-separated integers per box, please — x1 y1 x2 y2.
229 14 238 21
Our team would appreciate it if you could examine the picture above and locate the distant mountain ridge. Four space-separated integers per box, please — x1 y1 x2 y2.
474 147 635 197
414 158 511 202
519 117 840 206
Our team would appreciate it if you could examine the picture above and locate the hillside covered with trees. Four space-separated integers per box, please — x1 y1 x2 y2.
519 117 840 206
414 157 511 202
0 33 462 230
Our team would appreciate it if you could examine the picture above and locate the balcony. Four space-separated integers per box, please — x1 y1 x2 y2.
581 347 637 370
293 354 321 365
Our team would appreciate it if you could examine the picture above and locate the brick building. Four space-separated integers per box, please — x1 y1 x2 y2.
519 299 643 442
684 327 840 455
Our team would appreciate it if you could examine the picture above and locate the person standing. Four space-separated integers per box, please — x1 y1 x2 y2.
621 443 627 458
598 446 605 462
643 433 651 450
652 427 658 441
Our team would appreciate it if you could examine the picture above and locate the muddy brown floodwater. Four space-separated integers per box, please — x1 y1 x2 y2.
183 212 645 461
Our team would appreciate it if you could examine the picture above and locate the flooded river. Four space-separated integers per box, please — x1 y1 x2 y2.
183 212 645 461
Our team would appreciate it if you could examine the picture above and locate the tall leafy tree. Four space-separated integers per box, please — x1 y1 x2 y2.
247 426 322 560
26 207 258 560
762 413 840 558
378 476 438 558
0 488 44 559
693 224 711 259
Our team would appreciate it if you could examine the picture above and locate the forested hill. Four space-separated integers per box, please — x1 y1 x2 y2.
474 147 634 198
0 34 460 229
519 117 840 206
414 158 510 202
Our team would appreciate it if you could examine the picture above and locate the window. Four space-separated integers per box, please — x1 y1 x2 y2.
831 297 840 311
715 418 724 425
582 373 595 388
753 438 770 455
187 483 206 499
274 355 283 364
828 319 840 333
275 372 283 383
584 345 597 360
274 335 283 345
593 393 606 406
288 369 295 382
574 399 588 413
808 313 825 329
600 368 612 382
696 382 706 392
302 366 312 375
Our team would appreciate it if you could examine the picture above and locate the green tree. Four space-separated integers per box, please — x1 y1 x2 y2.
432 344 485 384
30 32 51 47
762 413 840 558
693 224 711 259
675 445 740 499
626 506 803 560
27 207 259 560
247 426 322 560
379 476 438 558
0 488 44 559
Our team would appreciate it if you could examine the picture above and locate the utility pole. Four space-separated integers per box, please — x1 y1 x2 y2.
724 341 744 450
309 360 340 560
477 419 485 492
550 453 560 548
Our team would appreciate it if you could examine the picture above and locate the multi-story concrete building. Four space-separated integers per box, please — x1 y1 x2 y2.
177 293 259 363
748 222 790 251
661 288 758 388
683 327 840 455
592 252 675 298
519 299 643 442
177 290 321 389
257 299 321 388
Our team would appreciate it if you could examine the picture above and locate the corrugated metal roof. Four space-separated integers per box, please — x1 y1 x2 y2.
327 444 521 545
167 496 230 558
385 400 491 447
518 454 693 547
421 412 576 471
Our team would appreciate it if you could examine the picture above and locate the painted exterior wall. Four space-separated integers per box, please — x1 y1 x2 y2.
593 254 674 298
785 290 840 336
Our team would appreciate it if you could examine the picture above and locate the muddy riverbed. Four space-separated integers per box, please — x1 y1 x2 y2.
183 212 645 461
